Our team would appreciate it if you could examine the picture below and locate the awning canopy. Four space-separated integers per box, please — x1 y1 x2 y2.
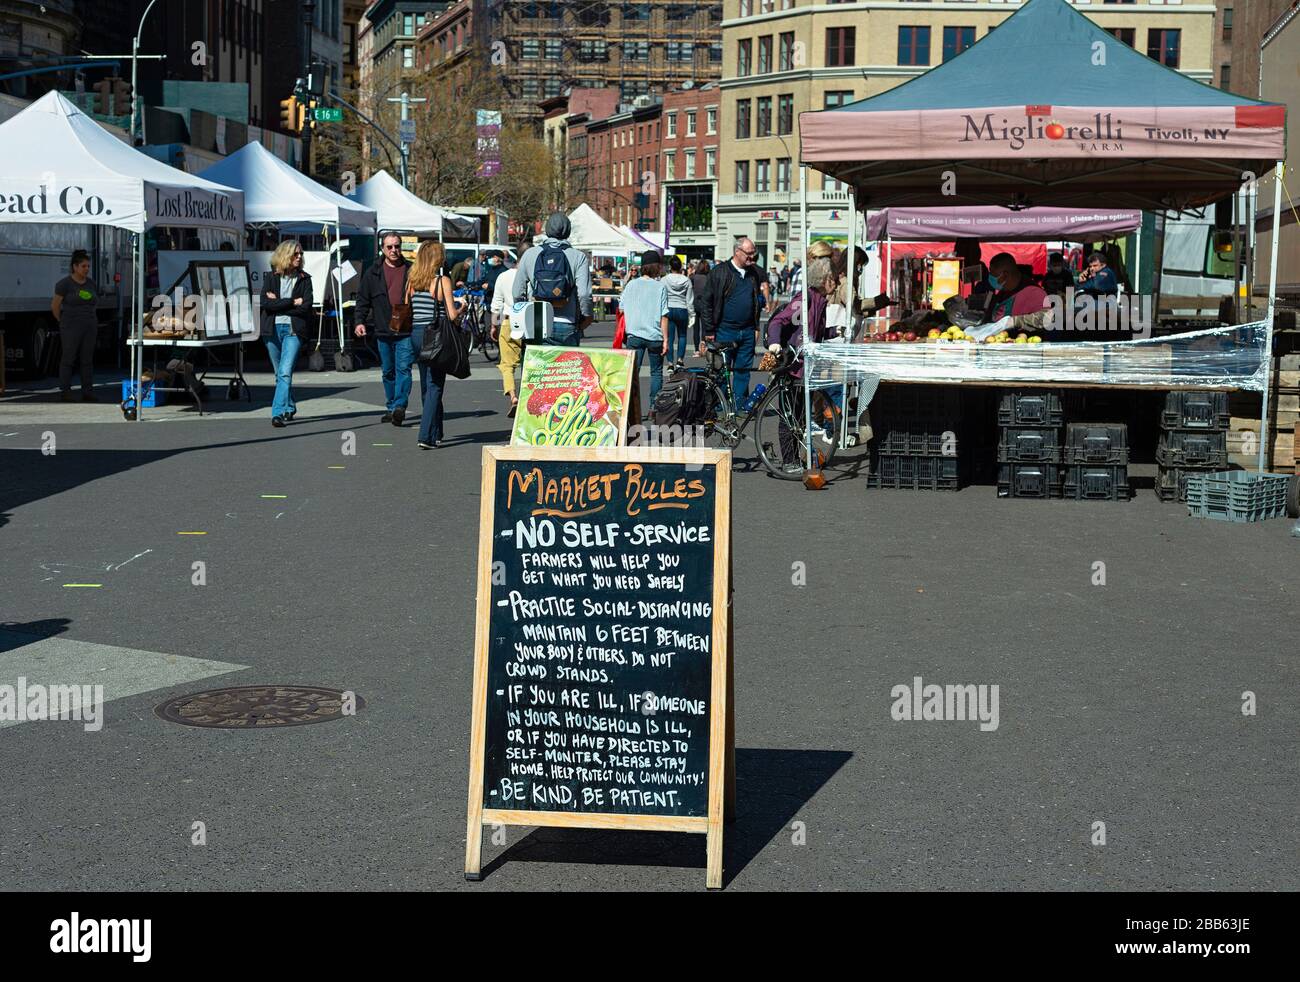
567 203 643 254
0 91 244 234
619 225 667 252
799 0 1286 211
198 140 375 234
347 170 477 237
866 206 1142 242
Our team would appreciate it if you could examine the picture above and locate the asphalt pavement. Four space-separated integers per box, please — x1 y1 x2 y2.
1 323 1297 891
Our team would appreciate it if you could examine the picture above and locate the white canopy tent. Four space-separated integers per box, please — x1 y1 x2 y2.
566 203 642 255
0 91 247 420
346 170 477 238
197 140 375 234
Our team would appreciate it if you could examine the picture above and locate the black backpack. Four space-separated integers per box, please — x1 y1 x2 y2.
531 242 576 304
652 369 711 428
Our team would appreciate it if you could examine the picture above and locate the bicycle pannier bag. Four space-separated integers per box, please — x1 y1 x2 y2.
651 369 710 428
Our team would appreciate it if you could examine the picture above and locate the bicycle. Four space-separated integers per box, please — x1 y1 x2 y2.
689 341 841 480
452 288 499 363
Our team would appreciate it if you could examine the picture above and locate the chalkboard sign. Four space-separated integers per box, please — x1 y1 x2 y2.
466 446 734 888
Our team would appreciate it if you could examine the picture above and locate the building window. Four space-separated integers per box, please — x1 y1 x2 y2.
684 149 696 179
686 110 696 136
402 46 414 69
735 161 749 193
546 39 562 60
758 35 772 74
578 40 608 62
755 159 770 193
736 98 751 139
623 3 650 21
1220 63 1231 90
1147 29 1180 68
522 40 540 60
1107 28 1136 48
710 41 722 64
739 0 752 15
522 79 539 97
898 26 930 66
403 13 414 35
1223 8 1233 42
625 41 649 62
706 107 717 135
667 41 694 63
777 94 793 135
667 112 677 137
756 96 771 137
738 39 752 76
706 148 716 178
942 26 974 62
665 150 675 180
826 27 855 67
779 31 795 72
544 78 563 97
776 158 791 193
824 90 854 109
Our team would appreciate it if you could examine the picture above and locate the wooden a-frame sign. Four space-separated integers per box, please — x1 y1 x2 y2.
465 445 735 889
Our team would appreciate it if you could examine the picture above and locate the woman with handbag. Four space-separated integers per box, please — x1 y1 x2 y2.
408 241 461 449
261 240 313 427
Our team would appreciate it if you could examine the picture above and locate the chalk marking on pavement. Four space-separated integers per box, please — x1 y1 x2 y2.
327 466 345 469
62 584 102 588
372 443 393 447
107 549 152 572
260 494 288 499
178 531 207 535
0 630 248 730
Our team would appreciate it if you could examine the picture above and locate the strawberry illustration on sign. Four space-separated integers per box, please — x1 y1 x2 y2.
513 347 636 447
1045 120 1066 141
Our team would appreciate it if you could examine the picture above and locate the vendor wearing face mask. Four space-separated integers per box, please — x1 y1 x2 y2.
1041 252 1075 296
985 253 1049 322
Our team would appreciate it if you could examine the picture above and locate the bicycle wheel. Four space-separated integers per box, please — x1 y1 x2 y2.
479 312 499 363
697 376 743 452
753 381 840 480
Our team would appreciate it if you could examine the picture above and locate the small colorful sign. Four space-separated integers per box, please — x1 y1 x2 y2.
511 347 635 447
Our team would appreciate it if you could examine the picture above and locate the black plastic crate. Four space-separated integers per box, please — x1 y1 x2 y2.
997 425 1063 463
1161 390 1229 430
867 452 966 491
1157 464 1220 503
1064 422 1130 465
873 383 962 421
998 389 1064 427
1156 429 1229 468
997 462 1062 499
1063 465 1131 501
872 417 965 456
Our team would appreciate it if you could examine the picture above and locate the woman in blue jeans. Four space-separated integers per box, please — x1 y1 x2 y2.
407 241 462 449
260 240 314 427
620 250 669 420
662 256 694 369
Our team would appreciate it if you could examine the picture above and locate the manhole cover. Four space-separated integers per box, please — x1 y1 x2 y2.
155 685 363 729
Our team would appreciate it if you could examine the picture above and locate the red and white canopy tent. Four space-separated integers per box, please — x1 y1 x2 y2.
795 0 1288 471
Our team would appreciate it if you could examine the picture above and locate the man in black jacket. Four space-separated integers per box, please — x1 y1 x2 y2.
699 237 765 407
354 232 413 424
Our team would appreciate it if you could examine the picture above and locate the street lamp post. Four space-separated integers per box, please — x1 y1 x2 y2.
128 0 161 146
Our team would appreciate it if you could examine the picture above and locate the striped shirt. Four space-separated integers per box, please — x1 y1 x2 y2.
411 287 443 327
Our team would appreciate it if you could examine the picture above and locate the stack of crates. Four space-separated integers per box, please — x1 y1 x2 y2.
1063 423 1131 500
1156 391 1230 502
997 390 1064 498
867 385 968 490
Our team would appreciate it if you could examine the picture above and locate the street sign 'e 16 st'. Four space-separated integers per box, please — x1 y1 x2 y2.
313 107 344 123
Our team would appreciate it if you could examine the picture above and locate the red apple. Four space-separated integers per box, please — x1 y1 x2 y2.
903 331 918 342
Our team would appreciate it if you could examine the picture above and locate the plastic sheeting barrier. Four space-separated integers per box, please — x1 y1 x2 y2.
802 321 1269 392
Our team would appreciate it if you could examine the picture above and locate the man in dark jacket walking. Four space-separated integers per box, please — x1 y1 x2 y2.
699 237 764 407
354 232 414 424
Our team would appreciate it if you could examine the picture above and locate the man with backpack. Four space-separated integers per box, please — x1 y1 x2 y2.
512 212 593 346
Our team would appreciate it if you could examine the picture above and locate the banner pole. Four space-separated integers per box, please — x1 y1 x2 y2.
1257 161 1284 473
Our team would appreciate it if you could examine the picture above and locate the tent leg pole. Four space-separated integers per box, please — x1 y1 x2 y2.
135 230 144 421
801 165 812 472
1258 161 1284 473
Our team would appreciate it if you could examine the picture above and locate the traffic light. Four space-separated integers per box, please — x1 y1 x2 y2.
93 78 113 115
306 99 317 132
111 77 133 116
280 95 302 134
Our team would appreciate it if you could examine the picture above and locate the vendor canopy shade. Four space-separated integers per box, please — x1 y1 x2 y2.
347 170 477 237
866 206 1141 242
0 91 244 234
198 140 375 234
799 0 1286 212
566 203 644 254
